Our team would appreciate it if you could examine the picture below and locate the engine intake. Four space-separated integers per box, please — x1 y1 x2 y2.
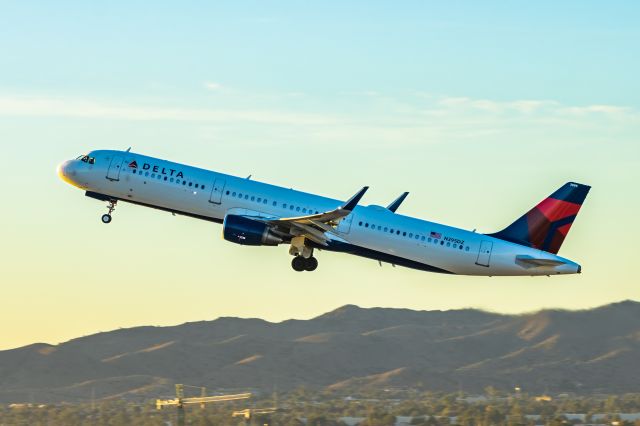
223 214 283 246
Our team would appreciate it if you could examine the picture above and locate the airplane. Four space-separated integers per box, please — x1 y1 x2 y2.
58 149 590 276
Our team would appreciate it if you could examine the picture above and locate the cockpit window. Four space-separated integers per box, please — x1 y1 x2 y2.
77 155 95 164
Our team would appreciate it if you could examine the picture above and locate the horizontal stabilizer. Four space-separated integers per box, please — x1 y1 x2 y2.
387 192 409 213
516 255 566 268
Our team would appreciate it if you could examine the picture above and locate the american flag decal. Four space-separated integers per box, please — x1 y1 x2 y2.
128 160 138 169
430 231 441 239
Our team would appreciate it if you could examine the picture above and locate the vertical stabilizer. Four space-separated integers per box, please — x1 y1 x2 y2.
488 182 590 254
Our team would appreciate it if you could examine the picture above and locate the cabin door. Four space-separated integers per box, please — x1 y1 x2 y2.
475 240 493 267
209 178 226 204
106 156 124 181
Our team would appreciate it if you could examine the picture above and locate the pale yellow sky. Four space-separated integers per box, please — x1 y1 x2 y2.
0 92 638 350
1 1 639 350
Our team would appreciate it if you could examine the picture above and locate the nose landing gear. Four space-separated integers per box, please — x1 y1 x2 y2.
101 199 117 224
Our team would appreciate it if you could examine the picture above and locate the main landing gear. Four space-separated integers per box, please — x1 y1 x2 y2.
291 255 318 272
101 199 117 224
289 235 319 272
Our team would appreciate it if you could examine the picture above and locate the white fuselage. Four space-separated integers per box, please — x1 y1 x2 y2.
58 150 581 276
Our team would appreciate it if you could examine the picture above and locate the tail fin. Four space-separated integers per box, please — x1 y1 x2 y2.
488 182 590 254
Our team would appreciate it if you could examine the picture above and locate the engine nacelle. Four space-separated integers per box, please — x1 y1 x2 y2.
223 214 283 246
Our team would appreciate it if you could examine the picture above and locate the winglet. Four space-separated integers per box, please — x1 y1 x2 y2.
341 186 369 212
387 192 409 213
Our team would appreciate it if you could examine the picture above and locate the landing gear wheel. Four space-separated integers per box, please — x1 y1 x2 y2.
291 255 306 272
304 256 318 272
102 199 117 224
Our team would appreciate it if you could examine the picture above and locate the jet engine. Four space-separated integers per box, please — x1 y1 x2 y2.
223 214 283 246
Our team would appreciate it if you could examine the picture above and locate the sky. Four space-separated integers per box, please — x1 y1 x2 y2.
0 1 639 350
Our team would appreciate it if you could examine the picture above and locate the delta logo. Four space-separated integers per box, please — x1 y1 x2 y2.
128 160 138 169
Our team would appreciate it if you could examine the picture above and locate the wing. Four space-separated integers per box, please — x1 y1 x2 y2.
262 186 369 246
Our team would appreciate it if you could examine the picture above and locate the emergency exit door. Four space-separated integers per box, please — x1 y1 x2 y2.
337 213 354 234
475 240 493 267
209 178 226 204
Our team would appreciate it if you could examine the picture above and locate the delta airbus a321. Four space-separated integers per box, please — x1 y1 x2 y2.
58 149 590 275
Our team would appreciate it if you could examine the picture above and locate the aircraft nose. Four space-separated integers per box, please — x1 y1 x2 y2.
57 160 70 178
57 160 78 185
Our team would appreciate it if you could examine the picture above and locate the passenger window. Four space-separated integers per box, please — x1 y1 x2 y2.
409 233 413 238
170 178 174 183
283 203 287 208
446 242 451 247
428 237 432 242
359 221 363 226
296 206 300 212
290 205 294 210
396 230 400 235
415 235 419 240
251 196 255 201
453 244 457 248
183 181 187 186
273 201 277 206
377 226 381 231
133 170 137 174
365 223 369 228
232 192 236 197
384 227 388 232
459 245 464 250
257 197 262 203
390 229 394 233
403 232 407 237
421 236 425 241
302 208 307 213
226 191 230 195
263 199 268 204
189 182 193 187
145 172 149 177
465 246 470 251
440 241 444 245
244 195 248 200
164 176 167 181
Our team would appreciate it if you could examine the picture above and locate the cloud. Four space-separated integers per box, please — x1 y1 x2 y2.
0 93 636 149
204 82 223 91
0 95 336 125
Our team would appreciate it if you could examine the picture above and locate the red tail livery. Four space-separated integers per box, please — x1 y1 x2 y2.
488 182 590 254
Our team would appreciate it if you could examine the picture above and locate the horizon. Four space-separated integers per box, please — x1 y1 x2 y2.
1 1 639 350
4 298 638 351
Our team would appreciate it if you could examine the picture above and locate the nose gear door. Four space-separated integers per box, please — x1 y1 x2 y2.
106 156 124 181
475 240 493 267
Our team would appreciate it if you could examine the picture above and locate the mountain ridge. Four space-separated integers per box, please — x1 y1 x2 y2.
0 300 639 403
